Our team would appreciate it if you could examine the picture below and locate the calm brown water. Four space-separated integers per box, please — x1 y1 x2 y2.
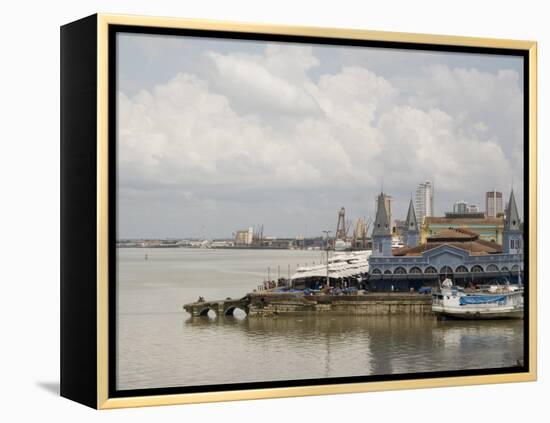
116 248 524 390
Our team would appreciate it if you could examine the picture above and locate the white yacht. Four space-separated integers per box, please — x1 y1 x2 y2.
432 278 523 320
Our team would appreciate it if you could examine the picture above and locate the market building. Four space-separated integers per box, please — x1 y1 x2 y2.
367 191 523 292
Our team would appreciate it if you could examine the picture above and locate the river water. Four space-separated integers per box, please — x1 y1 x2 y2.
116 248 524 391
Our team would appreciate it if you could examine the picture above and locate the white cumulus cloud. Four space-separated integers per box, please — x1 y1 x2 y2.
117 42 524 238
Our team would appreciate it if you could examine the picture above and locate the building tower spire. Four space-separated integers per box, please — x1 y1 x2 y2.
503 189 522 254
505 190 521 232
404 198 419 247
372 192 392 256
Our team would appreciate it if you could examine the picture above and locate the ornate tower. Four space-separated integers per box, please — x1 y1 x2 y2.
404 198 419 247
503 189 522 254
372 192 392 257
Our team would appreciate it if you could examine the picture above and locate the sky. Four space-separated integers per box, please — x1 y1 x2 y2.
116 32 525 239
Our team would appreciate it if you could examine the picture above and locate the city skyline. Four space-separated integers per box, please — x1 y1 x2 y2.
117 33 525 239
117 185 523 240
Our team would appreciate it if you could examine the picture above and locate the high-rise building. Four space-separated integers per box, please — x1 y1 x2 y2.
415 180 433 223
485 190 503 218
235 227 254 245
453 200 468 214
452 200 480 215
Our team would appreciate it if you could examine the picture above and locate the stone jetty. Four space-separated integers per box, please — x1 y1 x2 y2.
183 292 432 318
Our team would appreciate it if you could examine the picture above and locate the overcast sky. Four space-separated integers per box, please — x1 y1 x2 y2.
116 33 524 239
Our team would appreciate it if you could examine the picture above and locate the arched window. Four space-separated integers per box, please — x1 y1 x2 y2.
501 266 509 272
410 267 422 274
511 264 520 271
384 269 392 275
471 265 484 273
371 268 382 275
487 264 499 272
394 267 406 274
440 266 453 275
425 266 437 274
455 265 468 273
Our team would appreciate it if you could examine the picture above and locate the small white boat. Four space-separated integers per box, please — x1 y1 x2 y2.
432 278 523 320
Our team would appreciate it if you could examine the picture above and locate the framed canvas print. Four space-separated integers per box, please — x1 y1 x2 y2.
60 14 537 409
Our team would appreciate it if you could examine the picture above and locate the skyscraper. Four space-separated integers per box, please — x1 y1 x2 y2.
485 190 503 217
453 200 468 214
452 200 480 215
415 180 433 223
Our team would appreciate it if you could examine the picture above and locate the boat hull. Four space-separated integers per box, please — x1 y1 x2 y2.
432 283 524 320
432 306 523 320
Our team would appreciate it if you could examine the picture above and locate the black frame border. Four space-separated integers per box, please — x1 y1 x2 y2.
107 24 531 399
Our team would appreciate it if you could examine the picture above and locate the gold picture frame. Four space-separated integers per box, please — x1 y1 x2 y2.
60 13 537 409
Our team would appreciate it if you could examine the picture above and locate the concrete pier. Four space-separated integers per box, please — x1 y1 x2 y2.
183 292 432 318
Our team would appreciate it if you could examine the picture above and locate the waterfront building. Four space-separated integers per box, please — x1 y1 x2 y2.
367 189 522 292
421 216 504 244
415 180 434 223
235 227 254 245
352 217 369 250
486 190 504 217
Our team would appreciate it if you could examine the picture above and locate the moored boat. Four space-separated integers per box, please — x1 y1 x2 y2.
432 278 523 320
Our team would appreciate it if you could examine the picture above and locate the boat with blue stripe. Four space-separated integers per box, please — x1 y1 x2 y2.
432 278 523 320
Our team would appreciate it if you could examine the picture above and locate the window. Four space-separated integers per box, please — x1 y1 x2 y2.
487 264 499 272
440 266 453 275
425 266 437 274
410 267 422 274
471 265 484 273
455 265 468 273
394 267 406 274
371 268 382 274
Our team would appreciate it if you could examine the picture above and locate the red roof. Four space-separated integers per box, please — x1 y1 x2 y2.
393 227 503 257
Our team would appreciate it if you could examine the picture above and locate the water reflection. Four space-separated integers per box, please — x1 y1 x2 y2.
175 314 523 386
